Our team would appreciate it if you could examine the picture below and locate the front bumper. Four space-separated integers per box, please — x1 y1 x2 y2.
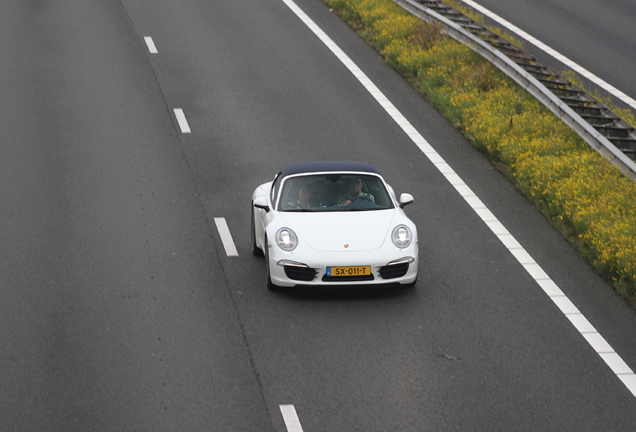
267 245 418 288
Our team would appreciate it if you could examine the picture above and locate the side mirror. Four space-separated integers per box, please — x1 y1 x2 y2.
253 197 270 212
399 193 414 209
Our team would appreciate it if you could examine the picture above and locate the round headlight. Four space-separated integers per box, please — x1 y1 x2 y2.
275 227 298 251
391 225 412 248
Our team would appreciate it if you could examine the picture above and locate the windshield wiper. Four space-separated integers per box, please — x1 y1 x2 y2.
343 207 387 211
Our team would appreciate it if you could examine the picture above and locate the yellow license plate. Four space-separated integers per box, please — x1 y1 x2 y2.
327 266 371 276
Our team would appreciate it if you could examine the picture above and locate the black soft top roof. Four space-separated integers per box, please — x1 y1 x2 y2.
279 161 380 178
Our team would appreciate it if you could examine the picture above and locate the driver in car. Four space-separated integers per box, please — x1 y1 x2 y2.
337 178 374 206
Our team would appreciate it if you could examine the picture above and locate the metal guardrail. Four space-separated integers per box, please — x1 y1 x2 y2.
391 0 636 179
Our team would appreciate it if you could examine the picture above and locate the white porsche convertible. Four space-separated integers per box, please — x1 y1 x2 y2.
251 161 418 289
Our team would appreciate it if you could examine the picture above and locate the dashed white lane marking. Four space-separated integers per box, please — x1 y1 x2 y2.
281 0 636 397
143 36 158 54
280 405 304 432
461 0 636 110
173 108 191 133
214 217 239 256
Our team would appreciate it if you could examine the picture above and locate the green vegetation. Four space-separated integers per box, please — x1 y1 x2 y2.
324 0 636 303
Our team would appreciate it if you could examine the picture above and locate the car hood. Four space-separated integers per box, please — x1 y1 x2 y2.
277 210 398 252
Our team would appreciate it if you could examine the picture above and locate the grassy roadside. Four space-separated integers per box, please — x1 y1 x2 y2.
323 0 636 303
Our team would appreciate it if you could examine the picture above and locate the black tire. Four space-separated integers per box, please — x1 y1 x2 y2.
251 204 264 257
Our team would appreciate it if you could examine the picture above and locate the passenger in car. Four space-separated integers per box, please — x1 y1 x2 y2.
337 178 374 206
288 185 320 209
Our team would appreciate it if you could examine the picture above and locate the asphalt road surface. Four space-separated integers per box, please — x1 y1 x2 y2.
1 0 636 431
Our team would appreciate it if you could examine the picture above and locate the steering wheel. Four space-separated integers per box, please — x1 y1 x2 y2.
350 196 373 202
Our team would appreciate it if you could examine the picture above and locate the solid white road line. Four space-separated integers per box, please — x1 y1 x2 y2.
173 108 191 133
280 405 304 432
214 217 239 257
281 0 636 397
461 0 636 111
143 36 158 54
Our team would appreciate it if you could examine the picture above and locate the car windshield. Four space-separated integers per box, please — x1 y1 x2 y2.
278 174 394 212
